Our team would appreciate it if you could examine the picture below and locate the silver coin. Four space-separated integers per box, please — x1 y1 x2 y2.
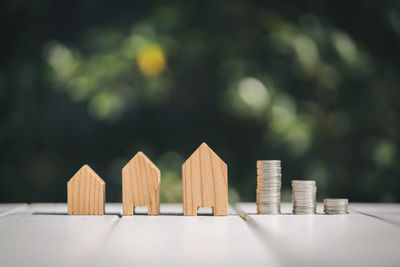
291 180 317 215
324 198 349 214
256 160 282 214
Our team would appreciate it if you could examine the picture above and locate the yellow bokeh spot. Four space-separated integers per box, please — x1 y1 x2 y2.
137 44 166 77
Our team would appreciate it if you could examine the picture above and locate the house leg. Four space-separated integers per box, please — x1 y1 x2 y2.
148 204 160 216
183 205 197 216
213 205 228 216
122 201 134 216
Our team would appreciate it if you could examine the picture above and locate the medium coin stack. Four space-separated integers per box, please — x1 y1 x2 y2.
324 198 348 214
256 160 281 214
291 180 317 214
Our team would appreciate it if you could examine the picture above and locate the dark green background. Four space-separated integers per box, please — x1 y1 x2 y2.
1 0 399 203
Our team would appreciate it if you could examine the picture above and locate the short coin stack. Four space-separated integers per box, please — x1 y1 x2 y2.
324 198 348 214
292 180 317 214
256 160 281 214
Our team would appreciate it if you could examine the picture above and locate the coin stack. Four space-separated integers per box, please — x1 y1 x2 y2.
291 180 317 214
324 198 348 214
256 160 281 214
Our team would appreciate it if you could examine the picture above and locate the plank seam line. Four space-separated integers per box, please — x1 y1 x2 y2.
0 203 29 218
232 204 274 250
232 204 289 266
351 209 400 229
88 215 122 267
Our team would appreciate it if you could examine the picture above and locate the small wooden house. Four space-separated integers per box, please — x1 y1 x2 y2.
67 164 105 215
182 143 228 216
122 152 160 215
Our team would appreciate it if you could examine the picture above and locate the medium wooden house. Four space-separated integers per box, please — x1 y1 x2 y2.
182 143 228 216
122 152 160 215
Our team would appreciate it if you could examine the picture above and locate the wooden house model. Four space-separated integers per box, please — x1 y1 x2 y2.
122 152 160 215
182 143 228 216
67 164 105 215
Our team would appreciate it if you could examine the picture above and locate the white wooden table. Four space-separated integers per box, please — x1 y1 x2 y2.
0 203 399 267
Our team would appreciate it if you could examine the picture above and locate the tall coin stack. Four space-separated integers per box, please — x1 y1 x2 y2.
292 180 317 214
256 160 281 214
324 198 348 214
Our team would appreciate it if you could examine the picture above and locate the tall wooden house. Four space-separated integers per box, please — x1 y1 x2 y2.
182 143 228 216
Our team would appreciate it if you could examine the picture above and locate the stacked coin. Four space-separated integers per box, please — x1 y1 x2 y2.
324 198 348 214
291 180 317 214
256 160 281 214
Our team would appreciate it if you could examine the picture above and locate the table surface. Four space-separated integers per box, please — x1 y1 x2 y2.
0 203 399 267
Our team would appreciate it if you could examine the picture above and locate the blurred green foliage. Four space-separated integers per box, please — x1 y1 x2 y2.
1 0 399 203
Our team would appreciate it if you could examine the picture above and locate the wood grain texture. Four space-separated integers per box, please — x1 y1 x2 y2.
182 143 228 216
1 203 400 267
0 204 27 216
122 152 160 215
96 213 277 267
0 204 118 267
240 203 400 267
67 165 105 215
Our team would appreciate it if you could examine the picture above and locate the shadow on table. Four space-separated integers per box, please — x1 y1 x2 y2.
32 212 122 217
243 212 327 215
31 212 220 217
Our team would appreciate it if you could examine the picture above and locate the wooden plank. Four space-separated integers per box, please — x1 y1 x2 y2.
235 202 325 215
236 203 400 267
0 204 28 216
29 203 122 215
350 203 400 226
26 203 236 216
129 203 238 216
0 204 118 267
349 203 400 213
96 212 279 266
1 203 399 266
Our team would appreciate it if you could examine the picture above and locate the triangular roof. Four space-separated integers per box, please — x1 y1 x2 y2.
68 164 105 185
122 151 160 184
183 142 227 167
